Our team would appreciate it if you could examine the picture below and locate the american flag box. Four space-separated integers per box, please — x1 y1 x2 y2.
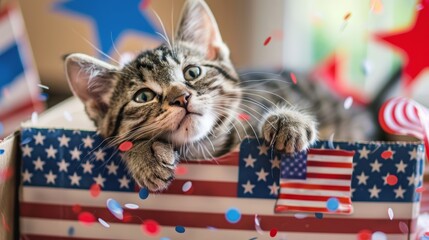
18 97 426 240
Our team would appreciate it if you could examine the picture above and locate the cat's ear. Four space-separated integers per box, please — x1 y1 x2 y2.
64 53 118 121
175 0 229 60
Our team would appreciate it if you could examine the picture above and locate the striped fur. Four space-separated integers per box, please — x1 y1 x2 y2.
64 0 374 191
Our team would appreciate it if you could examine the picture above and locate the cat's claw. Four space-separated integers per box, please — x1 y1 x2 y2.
261 109 317 153
123 140 178 192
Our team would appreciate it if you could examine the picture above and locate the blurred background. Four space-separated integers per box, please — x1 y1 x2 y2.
0 0 428 137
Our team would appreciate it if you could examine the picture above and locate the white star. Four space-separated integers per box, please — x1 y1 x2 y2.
351 188 356 196
33 132 46 145
45 145 58 159
395 160 407 173
69 172 82 186
270 156 281 169
82 135 94 148
382 173 390 185
57 159 70 172
370 159 382 172
368 185 381 198
70 147 82 161
93 174 106 187
241 180 255 194
358 146 370 159
81 161 94 174
409 148 419 160
32 157 45 171
73 130 81 135
22 145 33 157
45 171 57 184
243 154 257 168
268 182 279 195
255 168 269 182
394 186 406 199
118 175 130 189
257 144 269 156
58 134 71 147
356 172 369 185
94 149 106 161
22 169 33 183
407 173 416 186
106 161 119 175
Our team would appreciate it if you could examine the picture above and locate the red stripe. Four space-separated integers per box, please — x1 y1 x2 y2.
181 152 238 166
307 149 355 157
306 173 351 180
280 182 350 191
0 98 43 121
275 205 352 214
307 161 353 168
278 194 351 204
0 4 11 20
20 202 414 234
162 179 237 197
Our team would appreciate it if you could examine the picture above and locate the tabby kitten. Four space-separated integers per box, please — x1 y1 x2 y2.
64 0 373 191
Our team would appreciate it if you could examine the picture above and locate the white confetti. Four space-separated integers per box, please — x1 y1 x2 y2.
361 59 372 76
294 213 308 219
31 112 38 124
388 207 394 220
254 214 264 235
344 96 353 110
98 218 110 228
371 231 387 240
124 203 139 209
328 132 335 149
64 111 73 122
182 181 192 192
37 84 49 90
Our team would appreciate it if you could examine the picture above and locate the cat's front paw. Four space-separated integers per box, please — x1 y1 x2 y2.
261 109 317 153
124 140 178 192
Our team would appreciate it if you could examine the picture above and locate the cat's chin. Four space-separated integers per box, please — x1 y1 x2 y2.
168 113 214 145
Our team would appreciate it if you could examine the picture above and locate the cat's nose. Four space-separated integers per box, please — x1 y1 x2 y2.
170 92 191 108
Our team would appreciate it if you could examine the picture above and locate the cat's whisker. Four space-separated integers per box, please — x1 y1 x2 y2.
242 88 295 107
151 9 173 51
74 30 120 65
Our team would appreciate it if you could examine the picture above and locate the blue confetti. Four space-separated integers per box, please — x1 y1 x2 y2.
68 226 75 236
106 198 123 220
0 149 4 155
160 238 171 240
21 137 31 145
225 207 241 224
39 93 48 101
315 212 324 219
175 225 186 233
139 188 149 199
326 197 339 211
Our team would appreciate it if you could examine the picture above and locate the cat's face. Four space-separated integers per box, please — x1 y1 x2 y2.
64 0 241 147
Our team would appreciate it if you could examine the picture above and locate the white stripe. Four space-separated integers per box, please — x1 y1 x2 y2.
20 218 413 240
0 15 16 53
279 188 350 197
280 178 350 186
276 199 347 208
307 154 352 163
22 187 418 219
307 166 352 175
175 164 238 182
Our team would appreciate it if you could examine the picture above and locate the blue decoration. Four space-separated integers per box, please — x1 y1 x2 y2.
326 197 340 211
54 0 159 56
107 198 123 220
225 207 241 224
139 187 149 199
67 226 75 236
315 213 323 219
175 225 186 233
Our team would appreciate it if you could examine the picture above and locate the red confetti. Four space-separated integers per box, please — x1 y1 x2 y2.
398 221 409 233
72 204 82 214
78 212 96 226
175 166 188 175
269 228 278 237
386 175 398 186
290 73 297 84
119 141 133 152
0 167 13 181
381 150 393 159
425 231 429 236
1 213 10 232
263 36 272 46
140 0 151 9
344 12 352 21
238 113 251 121
142 219 160 236
90 183 101 197
416 186 426 193
357 229 372 240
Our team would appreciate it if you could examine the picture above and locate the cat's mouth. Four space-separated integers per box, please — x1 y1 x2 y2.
176 111 203 130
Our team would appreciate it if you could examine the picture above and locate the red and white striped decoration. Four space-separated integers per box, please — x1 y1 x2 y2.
379 97 429 160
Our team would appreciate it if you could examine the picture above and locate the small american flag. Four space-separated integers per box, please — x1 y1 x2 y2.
275 149 354 214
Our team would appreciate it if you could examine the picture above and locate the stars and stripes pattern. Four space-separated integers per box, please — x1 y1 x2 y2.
0 5 43 137
20 129 425 239
275 149 354 214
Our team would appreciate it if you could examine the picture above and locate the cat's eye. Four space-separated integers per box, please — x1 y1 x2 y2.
183 66 201 81
133 88 156 103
